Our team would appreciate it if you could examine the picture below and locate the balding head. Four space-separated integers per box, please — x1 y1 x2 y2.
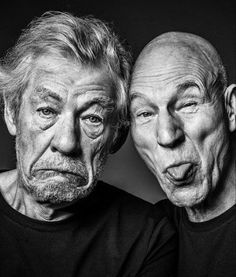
130 32 236 210
132 32 227 99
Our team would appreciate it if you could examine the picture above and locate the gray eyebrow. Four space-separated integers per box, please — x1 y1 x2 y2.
81 97 115 113
34 87 63 102
129 92 158 111
130 92 148 102
176 81 200 94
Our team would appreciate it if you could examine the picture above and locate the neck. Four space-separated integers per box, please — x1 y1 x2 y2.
186 154 236 222
0 169 74 221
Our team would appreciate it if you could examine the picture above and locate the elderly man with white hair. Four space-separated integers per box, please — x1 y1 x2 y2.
0 12 177 277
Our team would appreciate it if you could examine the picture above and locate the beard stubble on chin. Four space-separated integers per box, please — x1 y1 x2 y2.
15 141 108 204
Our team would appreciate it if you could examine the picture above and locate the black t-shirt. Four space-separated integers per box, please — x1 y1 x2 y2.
156 199 236 277
0 181 177 277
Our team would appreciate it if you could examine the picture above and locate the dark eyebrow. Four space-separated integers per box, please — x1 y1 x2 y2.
34 87 63 102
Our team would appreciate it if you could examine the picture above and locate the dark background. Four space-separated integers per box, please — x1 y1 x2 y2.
0 0 235 203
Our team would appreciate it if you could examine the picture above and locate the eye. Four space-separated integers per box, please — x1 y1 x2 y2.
84 115 103 125
177 101 198 113
37 107 57 118
137 111 153 118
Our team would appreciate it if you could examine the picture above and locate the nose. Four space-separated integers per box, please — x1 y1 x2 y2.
50 115 81 156
156 111 184 148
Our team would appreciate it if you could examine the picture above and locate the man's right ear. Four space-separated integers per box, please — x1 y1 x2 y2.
224 84 236 132
4 100 16 136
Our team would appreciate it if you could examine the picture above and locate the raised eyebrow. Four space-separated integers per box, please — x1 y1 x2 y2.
83 97 115 110
130 92 157 110
130 92 149 102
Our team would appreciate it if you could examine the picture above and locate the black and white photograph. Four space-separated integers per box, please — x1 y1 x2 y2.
0 0 235 276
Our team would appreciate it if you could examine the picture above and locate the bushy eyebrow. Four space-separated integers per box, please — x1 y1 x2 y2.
33 87 114 108
34 87 63 102
80 97 115 114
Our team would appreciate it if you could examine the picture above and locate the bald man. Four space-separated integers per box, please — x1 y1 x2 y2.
130 32 236 277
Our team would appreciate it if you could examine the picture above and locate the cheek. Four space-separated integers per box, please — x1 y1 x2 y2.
17 118 52 174
131 124 162 174
186 114 229 176
131 123 156 150
81 127 111 161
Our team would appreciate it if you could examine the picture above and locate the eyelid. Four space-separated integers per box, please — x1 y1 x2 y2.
82 114 104 126
37 107 58 118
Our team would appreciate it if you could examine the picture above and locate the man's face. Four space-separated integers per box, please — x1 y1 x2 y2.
130 46 230 207
12 55 116 204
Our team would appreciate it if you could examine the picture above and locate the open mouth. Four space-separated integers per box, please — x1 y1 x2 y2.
165 162 196 186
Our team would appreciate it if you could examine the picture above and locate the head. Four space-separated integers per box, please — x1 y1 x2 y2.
130 32 236 208
0 11 131 204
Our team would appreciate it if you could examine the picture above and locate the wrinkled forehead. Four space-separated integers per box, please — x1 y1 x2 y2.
133 43 214 82
29 54 115 90
130 42 221 100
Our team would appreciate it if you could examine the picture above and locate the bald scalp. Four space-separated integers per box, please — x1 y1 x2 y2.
133 32 227 98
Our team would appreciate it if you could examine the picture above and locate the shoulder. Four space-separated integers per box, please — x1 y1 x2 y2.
97 181 176 234
154 198 182 227
97 180 155 215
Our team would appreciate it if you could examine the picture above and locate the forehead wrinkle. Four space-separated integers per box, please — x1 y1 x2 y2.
133 58 208 92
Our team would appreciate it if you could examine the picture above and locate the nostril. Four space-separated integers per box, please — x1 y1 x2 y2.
156 117 184 148
50 120 80 155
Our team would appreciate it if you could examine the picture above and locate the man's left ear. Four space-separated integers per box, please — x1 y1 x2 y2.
225 84 236 132
4 100 17 136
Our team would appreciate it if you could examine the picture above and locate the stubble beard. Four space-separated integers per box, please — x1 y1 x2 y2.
15 139 107 205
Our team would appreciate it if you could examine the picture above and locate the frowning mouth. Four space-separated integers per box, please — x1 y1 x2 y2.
164 162 197 186
32 168 85 180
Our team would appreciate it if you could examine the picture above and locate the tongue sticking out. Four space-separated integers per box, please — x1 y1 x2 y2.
166 163 193 180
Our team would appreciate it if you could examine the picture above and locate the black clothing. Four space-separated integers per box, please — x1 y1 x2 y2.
0 181 177 277
157 199 236 277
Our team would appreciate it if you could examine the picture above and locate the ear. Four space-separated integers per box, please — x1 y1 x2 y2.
4 100 16 136
224 84 236 132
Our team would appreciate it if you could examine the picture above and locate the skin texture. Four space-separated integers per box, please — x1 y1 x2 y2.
130 32 236 222
1 54 117 221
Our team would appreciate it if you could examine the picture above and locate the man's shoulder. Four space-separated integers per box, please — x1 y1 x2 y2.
96 181 176 241
96 180 167 222
154 198 182 227
97 180 153 208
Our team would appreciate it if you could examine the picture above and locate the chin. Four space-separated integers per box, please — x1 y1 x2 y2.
28 179 97 204
165 183 210 208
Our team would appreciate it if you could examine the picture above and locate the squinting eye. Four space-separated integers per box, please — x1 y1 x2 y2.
138 112 152 118
178 102 198 112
